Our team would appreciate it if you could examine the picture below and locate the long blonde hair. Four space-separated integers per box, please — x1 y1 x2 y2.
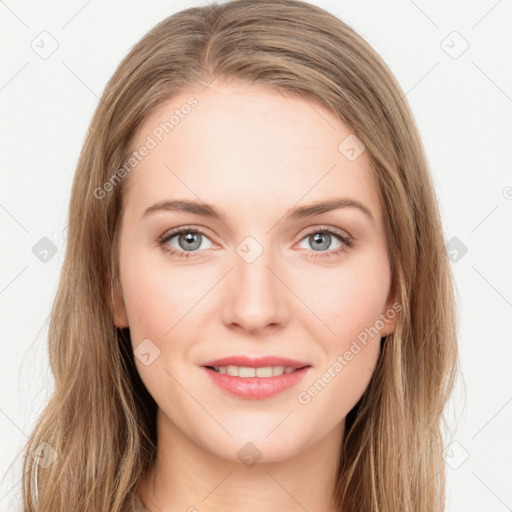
18 1 458 510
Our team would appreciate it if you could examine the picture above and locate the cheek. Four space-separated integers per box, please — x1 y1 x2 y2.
294 252 391 343
292 252 390 408
122 272 172 342
119 256 204 405
120 244 208 342
296 285 384 422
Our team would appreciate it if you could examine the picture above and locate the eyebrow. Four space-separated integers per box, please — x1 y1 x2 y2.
141 197 375 224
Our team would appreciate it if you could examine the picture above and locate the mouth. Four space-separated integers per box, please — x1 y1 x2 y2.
201 355 312 371
204 364 310 377
200 356 312 399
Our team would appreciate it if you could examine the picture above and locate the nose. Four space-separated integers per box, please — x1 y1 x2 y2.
221 245 289 334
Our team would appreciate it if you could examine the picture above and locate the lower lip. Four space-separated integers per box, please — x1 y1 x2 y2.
201 366 311 399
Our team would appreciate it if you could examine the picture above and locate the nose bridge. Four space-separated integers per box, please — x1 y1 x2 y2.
222 235 287 332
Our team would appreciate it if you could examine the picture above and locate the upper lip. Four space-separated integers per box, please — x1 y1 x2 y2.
201 356 312 369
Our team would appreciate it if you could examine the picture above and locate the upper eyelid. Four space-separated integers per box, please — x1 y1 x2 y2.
161 225 214 243
161 224 352 245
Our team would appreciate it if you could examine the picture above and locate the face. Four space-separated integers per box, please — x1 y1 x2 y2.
111 81 397 463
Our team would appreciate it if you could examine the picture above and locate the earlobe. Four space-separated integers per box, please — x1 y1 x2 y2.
380 289 399 337
380 316 396 338
110 283 129 328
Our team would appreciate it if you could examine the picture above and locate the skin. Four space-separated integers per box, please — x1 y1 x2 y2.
111 80 396 512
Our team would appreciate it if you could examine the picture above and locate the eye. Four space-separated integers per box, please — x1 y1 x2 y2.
159 227 214 259
297 226 353 259
158 225 353 260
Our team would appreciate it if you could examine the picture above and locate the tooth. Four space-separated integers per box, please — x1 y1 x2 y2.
273 366 284 376
239 367 256 378
226 365 239 377
214 365 298 378
256 366 273 377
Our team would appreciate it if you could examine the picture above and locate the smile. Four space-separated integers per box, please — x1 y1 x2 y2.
202 365 311 399
208 365 298 377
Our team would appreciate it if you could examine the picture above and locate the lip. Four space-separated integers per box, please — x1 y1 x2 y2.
201 355 311 369
200 356 312 400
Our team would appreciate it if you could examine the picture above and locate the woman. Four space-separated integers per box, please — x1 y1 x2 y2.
20 0 458 510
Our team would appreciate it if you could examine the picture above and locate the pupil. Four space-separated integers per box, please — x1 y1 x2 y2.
312 233 330 250
180 232 201 251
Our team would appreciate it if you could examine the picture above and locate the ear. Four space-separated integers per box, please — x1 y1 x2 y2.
109 277 129 328
379 287 400 337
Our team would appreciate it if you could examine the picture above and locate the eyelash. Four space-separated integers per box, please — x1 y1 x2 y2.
158 225 353 260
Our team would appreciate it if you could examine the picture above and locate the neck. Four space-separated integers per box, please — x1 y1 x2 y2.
137 409 344 512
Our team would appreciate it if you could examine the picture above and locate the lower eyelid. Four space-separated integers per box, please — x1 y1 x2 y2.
160 227 352 257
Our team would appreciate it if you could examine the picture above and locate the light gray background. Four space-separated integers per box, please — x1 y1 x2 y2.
1 1 511 511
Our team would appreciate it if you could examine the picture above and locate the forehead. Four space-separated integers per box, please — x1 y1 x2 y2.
123 82 383 226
